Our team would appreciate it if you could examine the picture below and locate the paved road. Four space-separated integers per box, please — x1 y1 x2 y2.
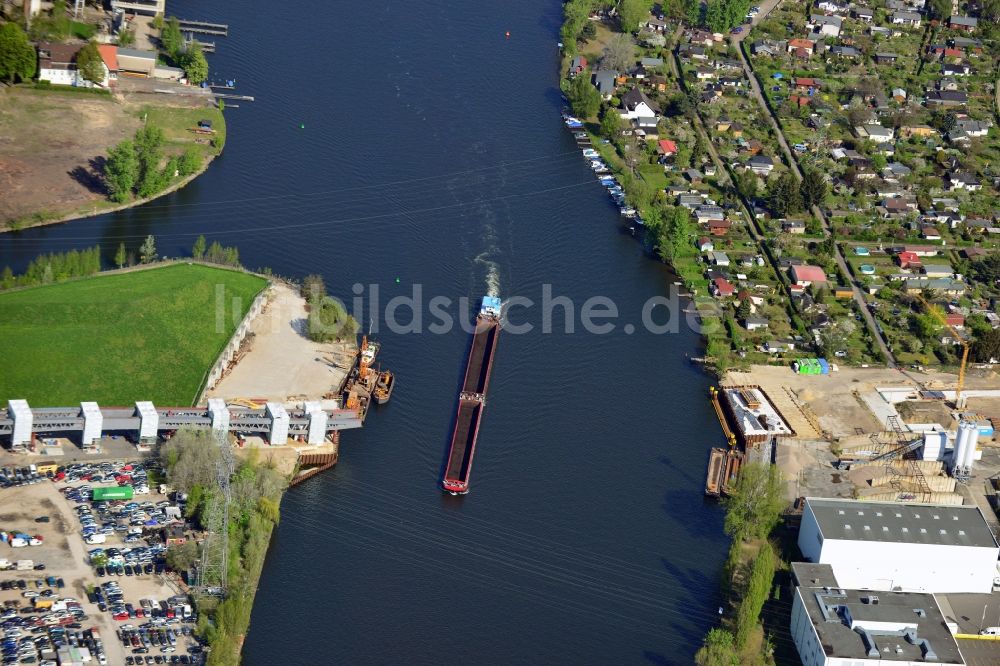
730 10 898 367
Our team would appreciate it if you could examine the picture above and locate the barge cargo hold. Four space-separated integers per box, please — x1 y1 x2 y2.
442 297 502 494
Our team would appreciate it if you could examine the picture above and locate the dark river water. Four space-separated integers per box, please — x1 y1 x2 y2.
0 1 730 662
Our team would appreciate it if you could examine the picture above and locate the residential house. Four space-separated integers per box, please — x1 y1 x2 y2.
852 6 874 21
708 219 732 236
569 56 588 76
640 57 663 69
827 45 860 59
883 162 912 180
162 524 187 547
783 220 806 234
923 263 953 278
678 193 704 208
592 70 618 98
790 265 828 287
751 41 778 56
904 277 966 295
697 237 715 252
896 251 922 269
793 77 821 91
926 90 968 106
955 119 990 137
815 0 847 13
748 154 774 175
942 62 971 76
947 171 981 191
949 15 978 31
899 125 936 139
642 16 667 32
873 52 899 65
711 277 735 298
787 39 815 57
902 245 940 257
685 168 703 183
37 42 107 88
744 316 769 331
695 205 725 223
891 87 906 103
657 139 678 157
710 251 731 267
619 88 660 132
921 225 942 240
854 124 894 141
97 45 118 86
890 10 921 27
647 74 668 92
809 14 843 37
938 76 960 91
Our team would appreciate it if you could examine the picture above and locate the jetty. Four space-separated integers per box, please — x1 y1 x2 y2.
177 19 229 36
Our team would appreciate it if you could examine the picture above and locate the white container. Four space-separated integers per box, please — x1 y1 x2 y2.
10 538 27 548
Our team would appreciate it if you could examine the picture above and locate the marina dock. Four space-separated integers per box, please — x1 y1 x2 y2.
177 19 229 36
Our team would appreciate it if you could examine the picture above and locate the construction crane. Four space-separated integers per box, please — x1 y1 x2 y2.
916 294 970 409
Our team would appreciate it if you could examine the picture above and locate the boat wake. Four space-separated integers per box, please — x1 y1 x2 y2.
475 250 501 298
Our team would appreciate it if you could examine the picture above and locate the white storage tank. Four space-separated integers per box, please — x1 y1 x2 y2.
961 421 979 470
952 426 968 472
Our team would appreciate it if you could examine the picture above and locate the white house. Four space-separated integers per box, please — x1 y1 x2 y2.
797 497 1000 594
789 562 965 666
619 88 660 132
38 42 110 88
855 124 894 141
809 14 843 37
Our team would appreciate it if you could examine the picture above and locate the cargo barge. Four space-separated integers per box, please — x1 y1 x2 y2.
442 297 502 494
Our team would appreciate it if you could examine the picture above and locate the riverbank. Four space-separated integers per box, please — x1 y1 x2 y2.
0 86 225 231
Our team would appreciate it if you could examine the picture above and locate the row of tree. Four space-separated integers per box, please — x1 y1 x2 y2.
105 126 203 203
192 235 241 268
765 169 828 218
0 246 102 290
695 463 785 665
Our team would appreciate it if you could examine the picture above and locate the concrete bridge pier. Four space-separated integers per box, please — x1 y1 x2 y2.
266 402 289 445
8 400 32 448
135 401 159 441
303 401 328 445
207 398 230 432
80 402 103 446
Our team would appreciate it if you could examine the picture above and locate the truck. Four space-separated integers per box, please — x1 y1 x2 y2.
10 538 27 548
85 533 106 545
15 560 33 571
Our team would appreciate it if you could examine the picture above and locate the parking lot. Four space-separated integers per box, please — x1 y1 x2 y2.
1 462 205 665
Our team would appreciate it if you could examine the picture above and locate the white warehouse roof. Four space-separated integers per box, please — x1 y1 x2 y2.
806 498 997 548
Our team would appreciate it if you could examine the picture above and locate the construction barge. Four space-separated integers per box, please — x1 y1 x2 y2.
442 297 502 495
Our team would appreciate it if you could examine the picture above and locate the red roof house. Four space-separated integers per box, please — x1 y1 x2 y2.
945 314 965 328
790 264 828 286
896 251 922 269
712 277 735 297
657 139 678 156
708 219 731 236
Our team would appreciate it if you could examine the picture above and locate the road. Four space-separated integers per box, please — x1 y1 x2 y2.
730 6 898 366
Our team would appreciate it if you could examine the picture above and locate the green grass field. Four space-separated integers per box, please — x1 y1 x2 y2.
0 264 266 407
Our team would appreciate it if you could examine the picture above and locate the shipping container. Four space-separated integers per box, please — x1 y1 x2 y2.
91 486 134 501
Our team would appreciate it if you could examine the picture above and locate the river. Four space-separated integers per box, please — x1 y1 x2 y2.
0 1 729 662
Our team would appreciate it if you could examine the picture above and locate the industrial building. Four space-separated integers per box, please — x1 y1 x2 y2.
798 498 1000 594
790 563 966 666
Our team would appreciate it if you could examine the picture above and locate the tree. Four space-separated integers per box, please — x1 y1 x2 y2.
165 541 199 573
619 0 653 33
192 235 206 260
972 328 1000 363
76 41 105 85
104 139 139 202
600 107 623 141
800 168 829 210
600 33 636 72
733 169 758 200
767 172 803 217
684 0 703 26
134 125 166 198
116 28 136 48
178 146 202 176
928 0 951 19
301 274 327 302
115 242 127 269
160 16 183 59
694 628 740 666
139 235 157 264
561 0 595 52
723 462 784 543
567 73 601 119
0 22 37 83
308 296 359 342
180 42 209 84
